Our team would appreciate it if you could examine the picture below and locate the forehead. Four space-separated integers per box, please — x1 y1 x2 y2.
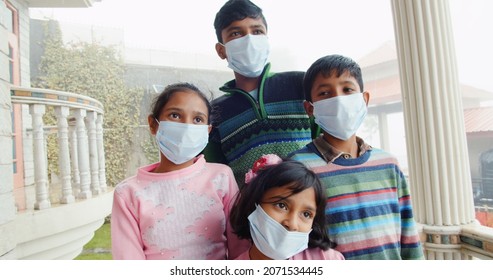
312 71 360 88
161 90 208 112
221 17 266 35
262 185 316 206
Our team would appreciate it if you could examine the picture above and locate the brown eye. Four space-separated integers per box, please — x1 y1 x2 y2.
344 87 356 94
275 202 287 210
230 31 241 38
302 211 314 219
319 91 334 98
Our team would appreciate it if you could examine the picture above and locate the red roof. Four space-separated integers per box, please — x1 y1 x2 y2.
360 42 493 134
360 41 493 106
365 78 493 107
464 107 493 133
364 76 401 105
359 41 397 67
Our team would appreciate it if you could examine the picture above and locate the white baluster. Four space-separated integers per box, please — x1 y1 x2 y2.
55 106 75 204
96 113 107 192
29 104 51 210
73 109 91 199
86 111 100 195
69 117 80 191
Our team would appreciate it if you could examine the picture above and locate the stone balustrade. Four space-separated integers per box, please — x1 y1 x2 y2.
10 86 107 210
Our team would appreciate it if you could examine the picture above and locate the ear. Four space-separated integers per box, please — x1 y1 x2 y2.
207 124 213 134
363 91 370 106
215 42 227 60
148 115 158 135
303 100 314 117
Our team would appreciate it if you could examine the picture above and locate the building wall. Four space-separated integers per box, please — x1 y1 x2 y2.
17 1 34 194
0 76 16 258
0 0 28 259
17 0 28 86
124 64 233 100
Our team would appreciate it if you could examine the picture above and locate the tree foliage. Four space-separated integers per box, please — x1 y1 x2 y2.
33 20 143 187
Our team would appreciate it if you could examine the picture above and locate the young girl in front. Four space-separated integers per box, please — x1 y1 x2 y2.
229 154 344 260
111 82 248 260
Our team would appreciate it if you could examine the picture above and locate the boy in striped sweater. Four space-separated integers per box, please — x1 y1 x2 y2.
289 54 424 260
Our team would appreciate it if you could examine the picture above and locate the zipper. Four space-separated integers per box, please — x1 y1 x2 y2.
220 64 271 120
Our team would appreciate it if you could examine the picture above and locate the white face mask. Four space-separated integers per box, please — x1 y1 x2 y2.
224 34 270 78
248 204 310 260
155 120 209 165
312 93 368 140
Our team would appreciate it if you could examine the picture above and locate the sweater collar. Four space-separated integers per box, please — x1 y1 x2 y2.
312 135 372 163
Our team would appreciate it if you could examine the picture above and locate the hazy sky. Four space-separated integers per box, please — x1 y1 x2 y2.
30 0 493 93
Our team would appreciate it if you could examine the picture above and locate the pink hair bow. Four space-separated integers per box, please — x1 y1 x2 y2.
244 154 283 184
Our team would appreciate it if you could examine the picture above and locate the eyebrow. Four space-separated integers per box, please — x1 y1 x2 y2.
224 24 266 33
249 24 266 30
163 107 208 117
194 111 208 118
315 80 358 89
267 195 317 212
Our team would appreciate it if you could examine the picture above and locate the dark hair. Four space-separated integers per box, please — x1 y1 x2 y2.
150 82 213 124
230 159 334 250
214 0 267 43
303 54 364 102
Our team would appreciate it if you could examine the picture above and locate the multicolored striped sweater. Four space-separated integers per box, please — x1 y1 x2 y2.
204 63 314 187
289 142 424 260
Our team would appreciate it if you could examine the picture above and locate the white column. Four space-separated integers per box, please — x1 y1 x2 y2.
69 118 80 191
391 0 476 259
86 111 101 195
73 109 92 199
96 113 107 192
377 112 390 151
54 106 75 204
29 104 51 210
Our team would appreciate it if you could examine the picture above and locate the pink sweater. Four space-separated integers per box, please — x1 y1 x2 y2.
234 247 345 260
111 155 248 260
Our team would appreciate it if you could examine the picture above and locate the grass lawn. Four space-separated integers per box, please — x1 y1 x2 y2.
75 221 112 260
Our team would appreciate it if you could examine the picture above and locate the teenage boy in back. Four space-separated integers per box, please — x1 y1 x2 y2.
203 0 315 187
289 54 424 260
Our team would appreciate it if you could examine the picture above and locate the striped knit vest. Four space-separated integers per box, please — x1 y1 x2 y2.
208 64 313 187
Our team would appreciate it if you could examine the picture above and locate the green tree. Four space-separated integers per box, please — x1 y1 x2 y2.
33 20 143 187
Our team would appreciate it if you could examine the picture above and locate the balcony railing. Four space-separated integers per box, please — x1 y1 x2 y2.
11 86 108 209
8 86 112 259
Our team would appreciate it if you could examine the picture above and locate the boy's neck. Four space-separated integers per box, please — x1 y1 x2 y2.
323 134 359 158
234 72 260 92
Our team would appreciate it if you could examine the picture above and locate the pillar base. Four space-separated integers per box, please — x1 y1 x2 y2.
77 191 92 199
34 200 51 210
418 222 493 259
60 195 75 204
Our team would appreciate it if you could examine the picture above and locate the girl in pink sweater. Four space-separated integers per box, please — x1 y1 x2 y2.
111 83 248 259
230 154 344 260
